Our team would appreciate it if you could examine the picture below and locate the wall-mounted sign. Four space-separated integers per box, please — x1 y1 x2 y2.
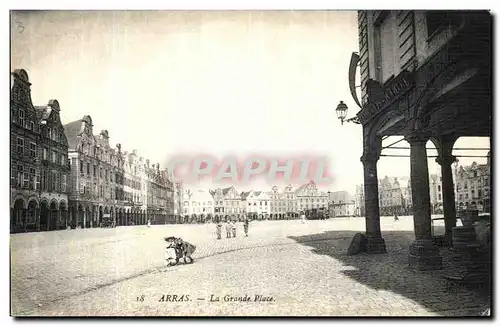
357 70 414 124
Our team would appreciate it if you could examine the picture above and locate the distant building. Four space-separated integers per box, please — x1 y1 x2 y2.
295 181 329 214
183 189 214 223
173 180 184 222
246 191 270 220
429 173 444 213
329 191 355 217
455 159 491 213
269 184 298 219
210 186 242 221
354 185 365 216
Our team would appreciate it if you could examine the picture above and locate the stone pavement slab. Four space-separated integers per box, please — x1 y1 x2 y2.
10 216 491 316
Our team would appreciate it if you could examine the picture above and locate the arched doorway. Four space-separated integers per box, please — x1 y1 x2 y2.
39 200 49 231
26 199 38 232
103 206 110 227
49 200 58 231
98 206 103 227
85 206 91 228
59 201 68 230
11 198 26 233
77 204 84 228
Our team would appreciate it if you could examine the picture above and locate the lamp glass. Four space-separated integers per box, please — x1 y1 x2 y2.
336 101 348 120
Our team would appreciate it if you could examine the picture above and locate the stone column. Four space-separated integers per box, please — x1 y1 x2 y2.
434 135 458 246
35 207 41 231
406 132 442 270
361 151 386 254
436 154 457 245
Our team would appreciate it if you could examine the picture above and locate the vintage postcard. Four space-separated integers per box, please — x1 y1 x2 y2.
9 9 491 317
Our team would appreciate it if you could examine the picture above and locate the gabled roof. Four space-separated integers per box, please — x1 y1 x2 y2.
34 105 51 121
222 187 232 196
240 191 251 200
63 119 85 150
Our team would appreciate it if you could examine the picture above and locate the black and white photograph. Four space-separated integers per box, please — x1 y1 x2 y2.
8 7 492 317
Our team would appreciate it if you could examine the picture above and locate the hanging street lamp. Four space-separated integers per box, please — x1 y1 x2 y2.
336 101 361 125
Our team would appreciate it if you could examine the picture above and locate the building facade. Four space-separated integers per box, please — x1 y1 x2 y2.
10 69 43 233
183 190 214 223
144 162 169 225
295 181 329 215
378 176 404 216
210 186 242 221
65 116 126 228
429 173 444 213
354 185 365 216
455 160 490 213
268 184 298 219
329 191 355 217
35 100 70 230
174 180 184 223
246 191 270 219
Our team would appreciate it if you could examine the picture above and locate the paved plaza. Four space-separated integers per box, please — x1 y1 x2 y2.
11 216 490 316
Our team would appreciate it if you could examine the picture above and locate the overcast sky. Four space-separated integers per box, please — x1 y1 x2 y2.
10 10 490 194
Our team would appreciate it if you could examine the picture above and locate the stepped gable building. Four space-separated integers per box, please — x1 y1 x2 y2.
64 116 125 228
10 69 42 232
34 100 70 230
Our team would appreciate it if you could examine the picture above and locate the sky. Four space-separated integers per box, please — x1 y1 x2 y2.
10 10 490 194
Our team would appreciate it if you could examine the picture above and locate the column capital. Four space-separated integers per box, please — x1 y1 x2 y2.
405 131 431 145
360 152 380 164
435 155 457 166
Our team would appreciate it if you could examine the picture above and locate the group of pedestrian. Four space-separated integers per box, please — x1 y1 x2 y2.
215 219 249 239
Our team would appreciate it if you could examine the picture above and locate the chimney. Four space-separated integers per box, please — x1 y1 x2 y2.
132 149 138 156
116 143 121 152
100 130 109 139
146 159 150 168
157 163 160 171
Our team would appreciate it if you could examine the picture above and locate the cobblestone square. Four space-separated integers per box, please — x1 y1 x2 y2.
11 216 490 316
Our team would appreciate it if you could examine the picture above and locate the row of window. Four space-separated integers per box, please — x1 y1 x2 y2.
14 110 36 132
15 137 37 158
11 165 67 193
456 178 489 190
81 143 117 166
457 189 488 201
15 136 69 167
79 160 117 183
184 207 213 214
248 201 268 206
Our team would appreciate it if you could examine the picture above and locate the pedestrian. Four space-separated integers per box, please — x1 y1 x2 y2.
394 213 399 222
225 221 232 238
176 237 196 264
232 220 237 237
164 237 179 266
301 212 306 224
243 219 249 237
147 219 151 228
216 222 222 240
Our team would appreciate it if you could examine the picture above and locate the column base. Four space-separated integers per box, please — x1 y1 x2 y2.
408 240 443 270
365 235 387 254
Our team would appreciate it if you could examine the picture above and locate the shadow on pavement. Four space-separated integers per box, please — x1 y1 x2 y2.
289 230 491 317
